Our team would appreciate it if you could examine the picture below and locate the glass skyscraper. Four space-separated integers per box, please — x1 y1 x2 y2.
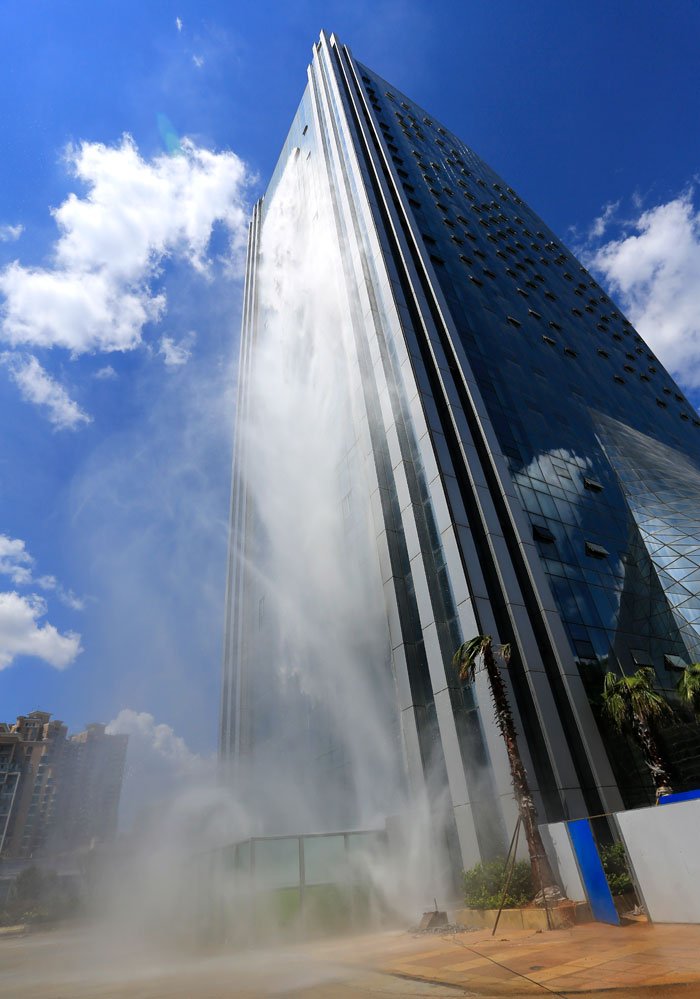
221 32 700 871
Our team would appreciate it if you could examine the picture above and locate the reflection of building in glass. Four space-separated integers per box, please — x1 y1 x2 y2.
221 32 700 871
0 712 127 860
596 414 700 664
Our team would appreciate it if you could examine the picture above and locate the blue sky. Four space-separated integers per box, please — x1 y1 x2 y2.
1 0 699 788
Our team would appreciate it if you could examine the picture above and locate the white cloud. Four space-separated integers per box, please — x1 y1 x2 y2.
107 709 208 777
192 54 204 68
585 190 700 388
589 200 619 239
56 589 86 611
0 224 23 243
94 364 117 380
0 534 33 585
0 535 85 613
106 709 213 824
35 574 86 611
2 352 91 429
0 135 249 357
0 591 82 669
159 331 195 367
175 16 183 31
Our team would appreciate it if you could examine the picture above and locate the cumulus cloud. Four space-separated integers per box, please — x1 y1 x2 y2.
0 534 33 585
589 200 619 239
106 709 213 825
2 352 91 429
0 135 250 357
0 591 82 669
0 224 23 243
585 189 700 388
35 573 86 611
107 709 208 776
0 533 86 614
94 364 117 380
159 331 195 367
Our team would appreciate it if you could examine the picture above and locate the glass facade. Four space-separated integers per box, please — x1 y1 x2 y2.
222 32 700 872
347 58 700 808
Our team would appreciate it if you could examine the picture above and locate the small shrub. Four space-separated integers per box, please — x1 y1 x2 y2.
0 866 80 926
462 857 535 909
600 842 632 896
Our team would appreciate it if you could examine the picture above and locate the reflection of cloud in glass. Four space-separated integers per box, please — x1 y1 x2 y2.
516 447 591 494
514 446 624 633
596 413 700 661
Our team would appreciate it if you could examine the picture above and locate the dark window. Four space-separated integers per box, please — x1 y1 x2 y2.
533 525 555 543
585 541 609 559
584 477 603 492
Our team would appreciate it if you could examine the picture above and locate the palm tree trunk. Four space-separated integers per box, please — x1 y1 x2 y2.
633 714 672 793
482 643 561 896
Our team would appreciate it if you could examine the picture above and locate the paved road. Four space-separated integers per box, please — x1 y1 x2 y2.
0 927 458 998
0 926 698 998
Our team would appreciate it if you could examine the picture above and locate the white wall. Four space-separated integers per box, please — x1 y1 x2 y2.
539 821 586 902
615 799 700 924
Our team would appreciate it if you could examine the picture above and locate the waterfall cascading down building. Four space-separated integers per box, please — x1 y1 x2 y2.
220 31 700 872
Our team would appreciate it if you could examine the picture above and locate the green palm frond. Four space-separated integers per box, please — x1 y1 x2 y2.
678 663 700 712
602 668 672 730
602 672 629 729
452 635 491 683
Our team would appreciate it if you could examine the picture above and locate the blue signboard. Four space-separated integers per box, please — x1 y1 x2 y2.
567 819 620 925
658 788 700 805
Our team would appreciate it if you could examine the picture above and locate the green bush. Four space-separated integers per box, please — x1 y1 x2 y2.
599 842 633 896
0 866 80 926
462 857 535 909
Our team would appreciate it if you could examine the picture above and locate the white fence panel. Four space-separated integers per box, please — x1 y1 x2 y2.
616 799 700 924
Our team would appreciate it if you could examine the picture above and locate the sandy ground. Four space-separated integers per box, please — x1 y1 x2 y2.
1 925 699 998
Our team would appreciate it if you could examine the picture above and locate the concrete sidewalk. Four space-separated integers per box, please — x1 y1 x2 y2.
311 921 700 995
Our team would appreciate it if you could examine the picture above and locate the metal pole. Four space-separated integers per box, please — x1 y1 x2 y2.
492 816 521 936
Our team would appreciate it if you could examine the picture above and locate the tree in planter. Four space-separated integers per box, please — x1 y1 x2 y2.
678 663 700 716
601 668 673 795
452 635 562 901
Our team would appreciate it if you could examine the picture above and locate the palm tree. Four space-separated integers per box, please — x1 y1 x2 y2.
452 635 562 900
601 668 673 794
678 663 700 716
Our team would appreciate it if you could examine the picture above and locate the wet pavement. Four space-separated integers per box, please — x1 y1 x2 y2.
2 922 700 996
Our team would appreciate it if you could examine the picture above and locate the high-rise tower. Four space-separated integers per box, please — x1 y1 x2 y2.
221 32 700 870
